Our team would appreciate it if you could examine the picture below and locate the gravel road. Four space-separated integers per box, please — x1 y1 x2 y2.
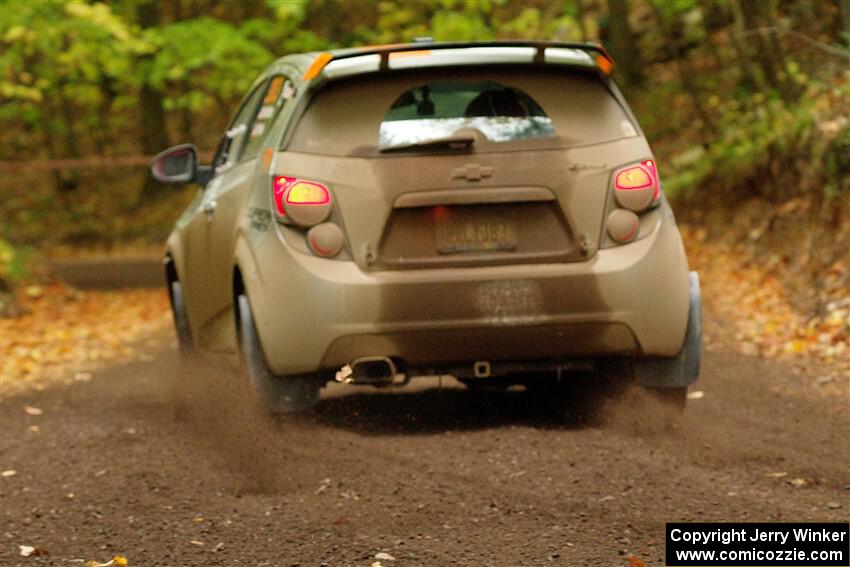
1 327 847 566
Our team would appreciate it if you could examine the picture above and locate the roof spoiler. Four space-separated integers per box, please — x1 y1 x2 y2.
303 40 616 81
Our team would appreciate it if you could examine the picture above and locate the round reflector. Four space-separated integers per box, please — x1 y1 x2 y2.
306 222 345 258
607 209 640 244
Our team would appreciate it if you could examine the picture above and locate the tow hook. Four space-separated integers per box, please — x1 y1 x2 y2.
473 360 491 378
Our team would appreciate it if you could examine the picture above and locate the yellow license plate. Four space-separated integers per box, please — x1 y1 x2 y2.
437 219 518 254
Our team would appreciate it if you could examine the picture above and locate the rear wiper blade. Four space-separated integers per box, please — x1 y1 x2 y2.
380 134 475 153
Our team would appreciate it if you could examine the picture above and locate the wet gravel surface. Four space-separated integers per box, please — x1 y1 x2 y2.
1 341 847 566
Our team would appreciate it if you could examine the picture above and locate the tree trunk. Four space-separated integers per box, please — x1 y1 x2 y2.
648 2 715 142
606 0 642 86
739 0 795 101
841 0 850 42
730 0 767 91
135 0 171 201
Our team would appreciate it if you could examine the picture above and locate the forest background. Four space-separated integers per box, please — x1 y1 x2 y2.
0 0 848 377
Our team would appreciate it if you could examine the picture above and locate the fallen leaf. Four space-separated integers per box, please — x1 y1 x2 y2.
24 285 43 299
2 469 17 477
766 471 787 478
628 556 646 567
189 540 204 546
19 545 48 557
24 405 43 416
687 390 704 400
375 552 396 561
1 286 170 397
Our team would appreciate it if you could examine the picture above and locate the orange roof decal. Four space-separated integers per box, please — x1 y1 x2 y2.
303 52 333 80
595 53 614 76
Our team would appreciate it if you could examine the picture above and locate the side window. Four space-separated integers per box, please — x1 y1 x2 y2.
242 75 295 160
213 83 267 172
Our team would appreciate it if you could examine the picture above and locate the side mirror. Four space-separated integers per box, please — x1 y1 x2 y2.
150 144 199 183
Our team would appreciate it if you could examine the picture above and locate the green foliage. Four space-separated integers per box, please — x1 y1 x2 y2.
0 0 848 249
1 2 148 121
664 74 850 201
0 238 30 284
146 17 274 112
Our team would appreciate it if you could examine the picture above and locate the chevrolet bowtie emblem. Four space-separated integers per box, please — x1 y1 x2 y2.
451 164 493 181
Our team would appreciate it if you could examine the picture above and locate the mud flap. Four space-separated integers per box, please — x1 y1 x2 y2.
634 271 702 388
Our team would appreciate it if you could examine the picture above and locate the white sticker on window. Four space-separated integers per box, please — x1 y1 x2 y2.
257 105 275 120
251 122 266 138
282 81 295 100
620 120 637 137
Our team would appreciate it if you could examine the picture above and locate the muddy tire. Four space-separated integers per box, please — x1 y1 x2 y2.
621 358 687 428
522 371 615 423
236 293 320 413
169 280 194 354
168 280 196 420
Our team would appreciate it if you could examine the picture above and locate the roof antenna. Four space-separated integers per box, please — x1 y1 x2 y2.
413 36 433 43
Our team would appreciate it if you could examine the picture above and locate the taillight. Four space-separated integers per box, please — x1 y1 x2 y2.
272 175 332 226
271 175 345 258
613 160 660 212
286 181 330 205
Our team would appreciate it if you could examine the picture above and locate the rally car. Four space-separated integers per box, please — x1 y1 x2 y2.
151 41 701 412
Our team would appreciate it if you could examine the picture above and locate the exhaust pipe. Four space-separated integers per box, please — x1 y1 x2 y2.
335 356 404 385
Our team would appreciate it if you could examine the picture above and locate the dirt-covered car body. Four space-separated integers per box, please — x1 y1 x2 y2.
154 41 701 410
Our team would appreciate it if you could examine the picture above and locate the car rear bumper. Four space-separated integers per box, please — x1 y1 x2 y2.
242 208 690 376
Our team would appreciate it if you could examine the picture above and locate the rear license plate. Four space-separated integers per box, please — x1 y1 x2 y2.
437 216 518 254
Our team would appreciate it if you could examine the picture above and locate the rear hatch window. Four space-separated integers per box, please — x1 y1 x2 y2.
288 67 637 156
380 82 555 150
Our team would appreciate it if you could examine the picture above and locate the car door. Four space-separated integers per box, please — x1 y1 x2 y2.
181 80 270 337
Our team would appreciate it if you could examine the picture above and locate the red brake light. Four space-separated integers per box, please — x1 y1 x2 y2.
615 164 653 190
286 181 330 205
612 160 660 211
272 176 294 216
642 159 660 201
272 175 332 226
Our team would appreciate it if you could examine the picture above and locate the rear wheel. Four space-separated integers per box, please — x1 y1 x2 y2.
167 279 195 419
236 293 321 413
619 359 687 427
522 370 618 423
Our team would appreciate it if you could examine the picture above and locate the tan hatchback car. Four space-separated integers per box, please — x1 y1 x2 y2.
151 41 701 413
